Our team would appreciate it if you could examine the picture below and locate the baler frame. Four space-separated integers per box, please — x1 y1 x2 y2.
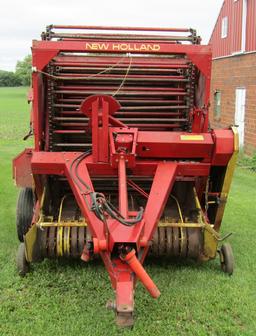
13 25 238 327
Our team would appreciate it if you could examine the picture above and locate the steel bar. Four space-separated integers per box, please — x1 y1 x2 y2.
56 98 186 105
55 86 186 92
55 112 187 118
53 104 188 111
54 117 187 123
53 90 188 96
56 66 186 73
53 130 86 134
115 112 187 117
54 143 91 147
56 123 185 128
54 117 88 121
53 61 189 69
53 75 188 82
50 25 192 33
49 33 194 42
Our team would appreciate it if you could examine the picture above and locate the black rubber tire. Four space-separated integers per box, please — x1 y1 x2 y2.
220 243 234 275
16 188 34 242
16 243 30 277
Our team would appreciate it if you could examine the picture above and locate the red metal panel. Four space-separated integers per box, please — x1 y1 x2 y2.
33 40 211 56
212 129 234 165
13 149 33 188
136 132 213 161
246 0 256 51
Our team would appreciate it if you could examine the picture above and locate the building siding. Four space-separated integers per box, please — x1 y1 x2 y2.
209 0 256 58
210 53 256 154
246 0 256 51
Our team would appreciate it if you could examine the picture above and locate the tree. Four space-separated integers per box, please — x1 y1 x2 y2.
0 70 22 87
15 55 32 86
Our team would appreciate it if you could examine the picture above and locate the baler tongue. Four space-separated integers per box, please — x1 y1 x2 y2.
65 94 177 323
14 24 238 328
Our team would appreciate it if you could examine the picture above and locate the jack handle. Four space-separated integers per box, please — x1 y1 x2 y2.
121 248 160 299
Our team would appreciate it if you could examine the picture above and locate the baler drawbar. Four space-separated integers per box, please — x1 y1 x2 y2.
13 25 238 327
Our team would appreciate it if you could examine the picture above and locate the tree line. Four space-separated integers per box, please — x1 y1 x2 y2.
0 55 32 87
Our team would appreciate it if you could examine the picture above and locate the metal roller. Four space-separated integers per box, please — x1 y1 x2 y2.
71 226 78 257
166 227 172 255
152 228 159 255
180 228 187 258
39 228 47 258
173 227 180 257
37 225 89 258
48 227 56 258
78 227 85 254
159 227 165 255
151 226 203 259
37 224 202 260
187 228 202 259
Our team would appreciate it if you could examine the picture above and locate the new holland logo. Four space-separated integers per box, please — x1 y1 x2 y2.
85 42 161 52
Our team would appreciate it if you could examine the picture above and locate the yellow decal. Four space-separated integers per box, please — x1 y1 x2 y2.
180 135 204 141
85 42 161 52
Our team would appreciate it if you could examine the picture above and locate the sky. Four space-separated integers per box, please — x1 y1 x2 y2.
0 0 223 71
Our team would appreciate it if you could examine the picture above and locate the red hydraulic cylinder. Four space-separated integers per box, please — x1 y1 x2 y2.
122 249 160 298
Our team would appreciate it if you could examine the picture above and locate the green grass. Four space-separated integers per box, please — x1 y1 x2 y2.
238 153 256 172
0 87 256 335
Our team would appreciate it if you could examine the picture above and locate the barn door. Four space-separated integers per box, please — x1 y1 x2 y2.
235 88 246 148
